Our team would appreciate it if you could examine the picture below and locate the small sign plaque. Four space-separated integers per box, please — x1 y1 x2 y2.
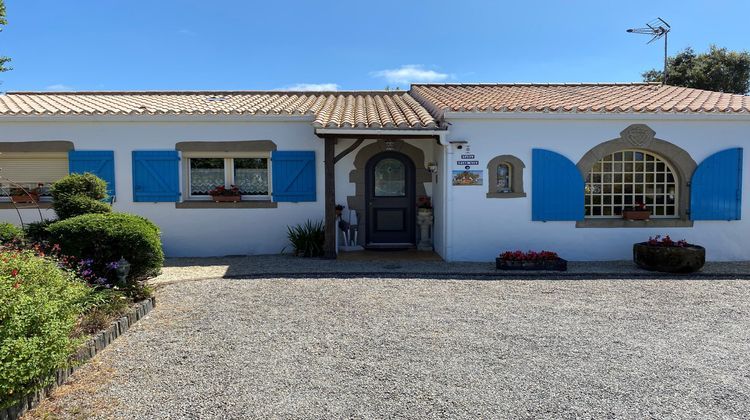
460 154 475 159
456 160 479 166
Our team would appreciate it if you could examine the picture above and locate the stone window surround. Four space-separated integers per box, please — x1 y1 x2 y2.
347 140 432 246
486 154 526 198
0 141 73 209
575 124 696 228
174 140 278 209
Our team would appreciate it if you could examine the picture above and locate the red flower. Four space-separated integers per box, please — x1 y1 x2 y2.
10 269 18 277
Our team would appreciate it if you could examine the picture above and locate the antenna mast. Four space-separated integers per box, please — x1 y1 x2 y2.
627 18 671 85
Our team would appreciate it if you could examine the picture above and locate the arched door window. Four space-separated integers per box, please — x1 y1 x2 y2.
373 158 406 197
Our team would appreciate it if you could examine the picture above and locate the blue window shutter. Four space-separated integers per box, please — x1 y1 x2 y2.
532 149 585 221
132 151 181 202
68 150 116 197
691 148 743 220
271 151 316 202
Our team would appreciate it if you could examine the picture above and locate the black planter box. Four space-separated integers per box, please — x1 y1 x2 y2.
496 257 568 271
633 242 705 273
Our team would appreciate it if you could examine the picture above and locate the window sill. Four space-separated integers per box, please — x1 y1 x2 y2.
175 200 277 209
486 192 526 199
576 218 694 228
0 202 53 209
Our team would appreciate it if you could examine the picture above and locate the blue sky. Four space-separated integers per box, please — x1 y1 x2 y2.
1 0 749 92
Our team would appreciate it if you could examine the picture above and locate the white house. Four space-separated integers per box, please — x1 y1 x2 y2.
0 83 747 261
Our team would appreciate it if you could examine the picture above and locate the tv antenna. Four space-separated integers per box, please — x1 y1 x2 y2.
627 18 671 85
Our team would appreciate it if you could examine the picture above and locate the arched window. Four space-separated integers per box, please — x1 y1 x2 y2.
487 155 526 198
585 150 678 218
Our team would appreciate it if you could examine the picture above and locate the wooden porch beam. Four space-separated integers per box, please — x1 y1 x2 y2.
334 138 364 164
323 136 337 259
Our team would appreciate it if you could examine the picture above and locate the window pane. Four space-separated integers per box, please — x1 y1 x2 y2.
374 158 405 197
234 158 269 195
190 158 224 195
584 150 679 219
496 163 511 193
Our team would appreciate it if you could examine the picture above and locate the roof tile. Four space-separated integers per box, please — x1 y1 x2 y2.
0 91 440 129
410 83 750 116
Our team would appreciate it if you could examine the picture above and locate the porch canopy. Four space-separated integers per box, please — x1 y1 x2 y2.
310 91 446 258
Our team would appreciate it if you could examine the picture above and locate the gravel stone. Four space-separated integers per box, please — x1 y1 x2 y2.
25 277 750 419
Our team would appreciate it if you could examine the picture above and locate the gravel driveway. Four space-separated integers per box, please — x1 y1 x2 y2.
28 278 750 419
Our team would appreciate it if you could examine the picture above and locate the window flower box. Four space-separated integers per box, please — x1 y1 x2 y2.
622 203 651 220
10 192 40 204
9 185 42 204
634 235 705 273
210 194 241 203
208 185 241 203
496 250 567 271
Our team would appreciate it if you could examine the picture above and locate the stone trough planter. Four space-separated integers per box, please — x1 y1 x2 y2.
496 258 568 271
633 242 706 273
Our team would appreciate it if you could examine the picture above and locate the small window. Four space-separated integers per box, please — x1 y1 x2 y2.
496 163 512 193
487 155 525 198
188 156 270 200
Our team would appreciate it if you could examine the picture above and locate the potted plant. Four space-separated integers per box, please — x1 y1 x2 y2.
9 184 43 204
208 185 241 202
622 202 651 220
496 250 567 271
417 196 433 215
633 235 705 273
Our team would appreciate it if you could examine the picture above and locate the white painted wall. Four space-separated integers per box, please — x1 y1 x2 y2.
443 116 750 261
3 115 748 262
0 118 324 257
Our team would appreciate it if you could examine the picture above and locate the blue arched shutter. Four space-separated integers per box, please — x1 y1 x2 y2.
68 150 116 198
691 148 743 220
272 151 316 202
132 151 181 202
532 149 584 221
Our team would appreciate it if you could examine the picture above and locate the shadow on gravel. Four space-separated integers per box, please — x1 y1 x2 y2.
160 255 750 281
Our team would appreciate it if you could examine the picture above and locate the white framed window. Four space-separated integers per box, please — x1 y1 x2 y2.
585 150 678 218
0 152 69 201
187 154 271 200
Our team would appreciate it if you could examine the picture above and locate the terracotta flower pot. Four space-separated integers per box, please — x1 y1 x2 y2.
211 195 241 203
633 242 705 273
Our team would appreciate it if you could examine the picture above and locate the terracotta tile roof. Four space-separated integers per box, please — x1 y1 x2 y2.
0 91 439 129
410 83 750 116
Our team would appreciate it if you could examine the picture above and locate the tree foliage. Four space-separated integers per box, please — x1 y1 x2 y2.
0 0 9 72
643 45 750 94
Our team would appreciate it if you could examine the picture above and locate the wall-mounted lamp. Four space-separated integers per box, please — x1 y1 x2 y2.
426 162 438 174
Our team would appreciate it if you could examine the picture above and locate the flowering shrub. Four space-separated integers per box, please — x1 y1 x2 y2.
208 185 240 196
500 250 559 261
647 235 689 247
0 250 91 409
3 240 123 288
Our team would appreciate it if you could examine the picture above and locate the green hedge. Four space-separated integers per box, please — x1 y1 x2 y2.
0 251 90 408
47 213 164 280
50 173 111 220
